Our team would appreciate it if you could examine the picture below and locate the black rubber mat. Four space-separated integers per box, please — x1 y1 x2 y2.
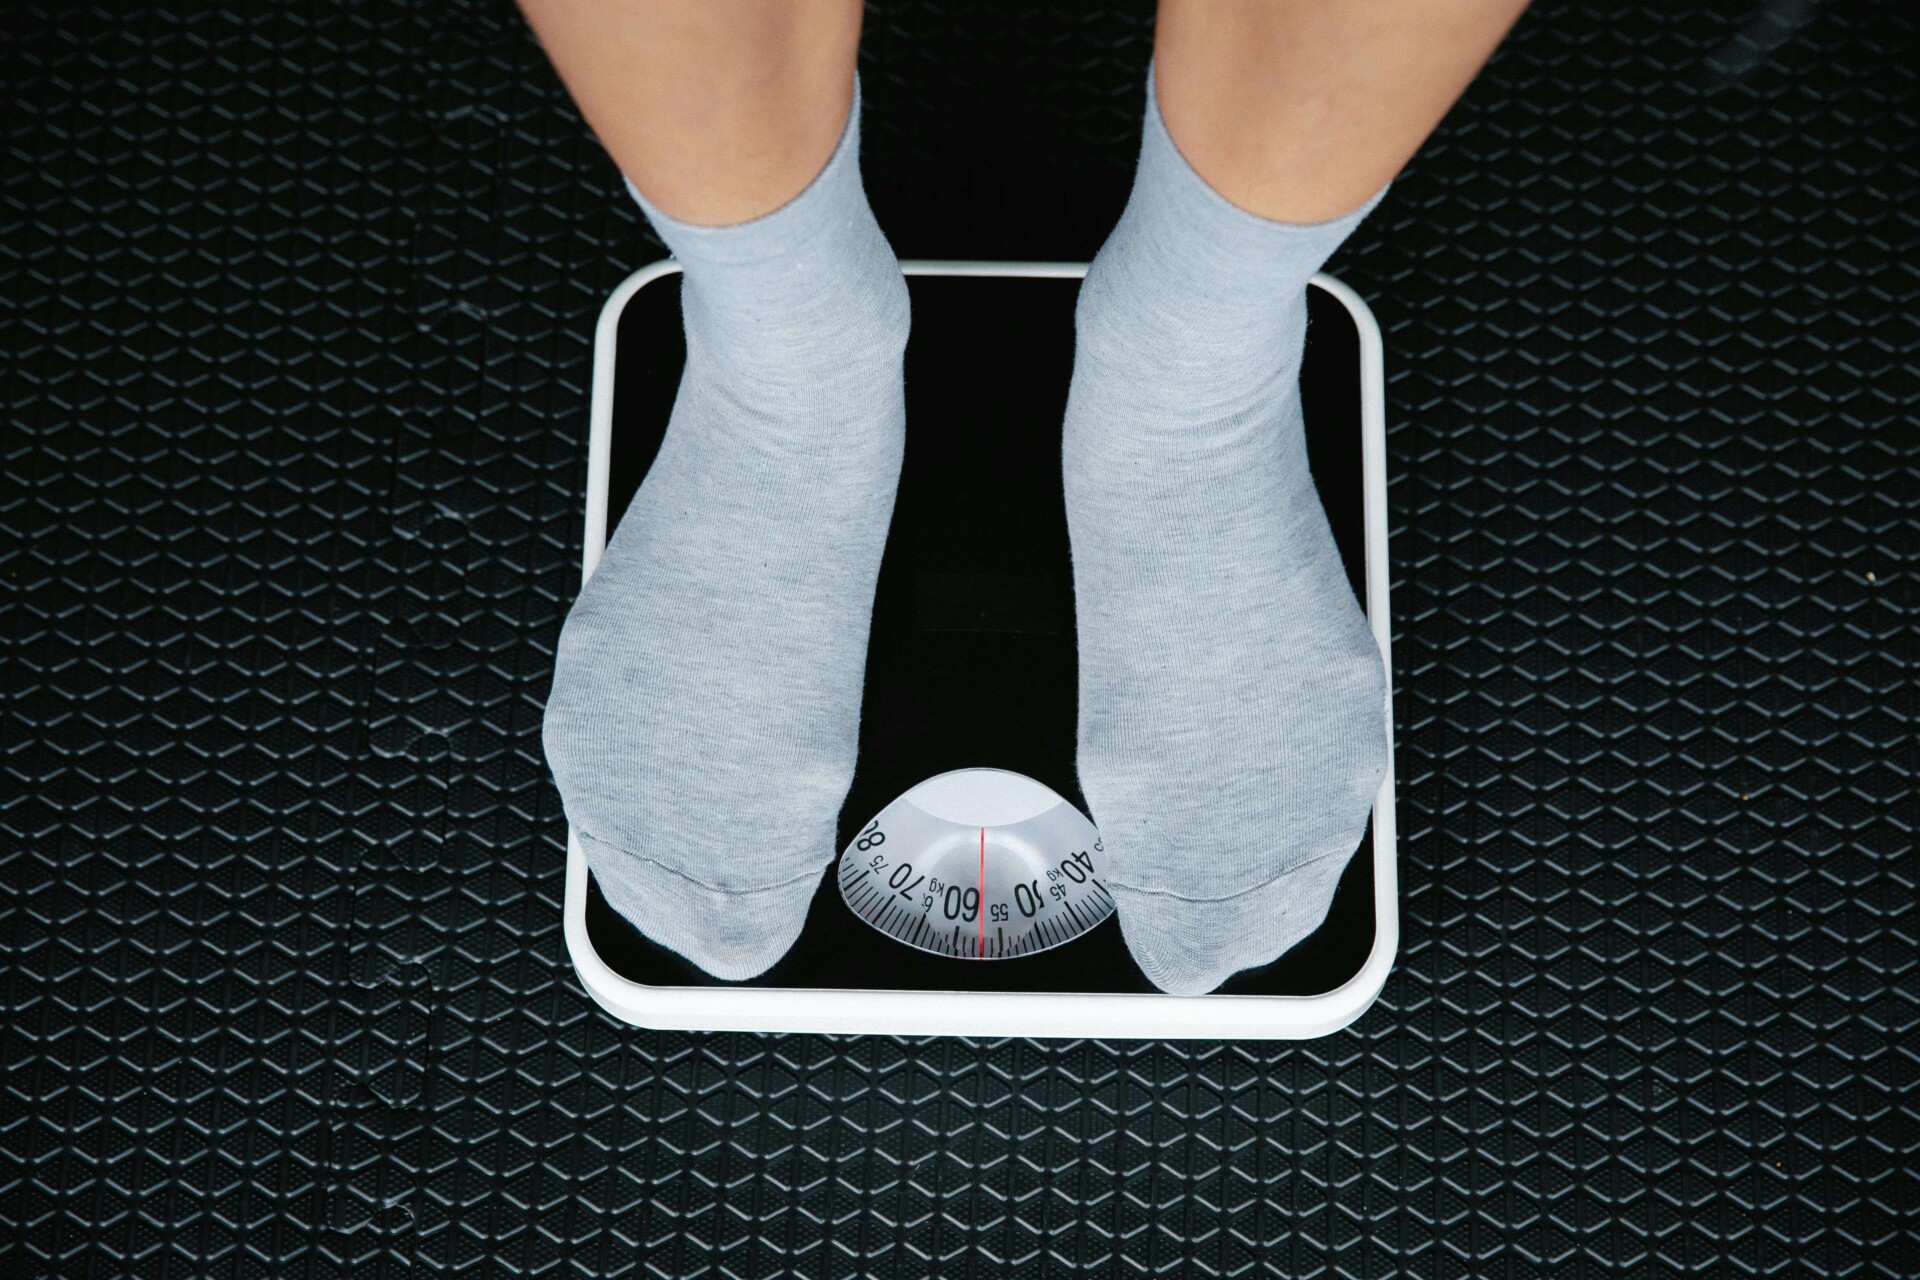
3 0 1916 1275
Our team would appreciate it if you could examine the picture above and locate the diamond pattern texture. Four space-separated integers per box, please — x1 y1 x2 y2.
3 0 1917 1276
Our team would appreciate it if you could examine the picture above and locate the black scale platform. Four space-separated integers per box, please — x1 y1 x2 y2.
586 271 1377 997
3 1 1916 1275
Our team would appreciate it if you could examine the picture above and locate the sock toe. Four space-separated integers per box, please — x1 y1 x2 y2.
583 831 824 982
1109 851 1353 995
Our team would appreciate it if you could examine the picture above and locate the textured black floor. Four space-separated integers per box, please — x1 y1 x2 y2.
3 0 1916 1276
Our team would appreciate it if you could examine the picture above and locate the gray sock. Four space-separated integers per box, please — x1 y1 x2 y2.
1064 69 1390 995
544 82 907 981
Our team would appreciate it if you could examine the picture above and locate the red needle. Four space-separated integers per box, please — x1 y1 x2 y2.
978 827 986 959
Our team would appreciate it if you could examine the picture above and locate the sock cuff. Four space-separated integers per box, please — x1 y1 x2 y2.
624 75 869 267
1135 62 1386 281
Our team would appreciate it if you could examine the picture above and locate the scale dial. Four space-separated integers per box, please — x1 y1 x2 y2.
837 768 1115 959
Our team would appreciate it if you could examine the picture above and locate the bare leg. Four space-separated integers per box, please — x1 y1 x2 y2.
514 0 863 226
1155 0 1531 222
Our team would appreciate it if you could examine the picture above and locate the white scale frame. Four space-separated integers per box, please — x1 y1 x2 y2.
563 259 1398 1040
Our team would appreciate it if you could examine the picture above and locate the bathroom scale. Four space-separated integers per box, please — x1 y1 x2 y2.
563 260 1397 1039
